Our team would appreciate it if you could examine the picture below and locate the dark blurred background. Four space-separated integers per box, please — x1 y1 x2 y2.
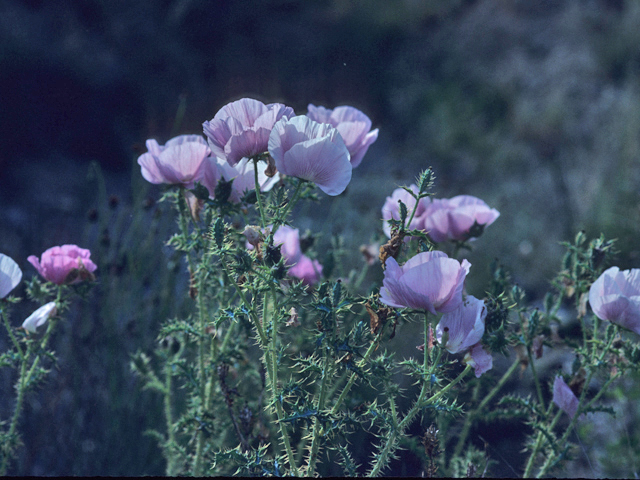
1 0 640 476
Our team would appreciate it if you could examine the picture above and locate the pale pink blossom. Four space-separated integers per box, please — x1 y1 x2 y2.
28 245 97 285
22 302 57 333
379 251 470 314
202 157 279 203
553 376 579 418
464 344 493 378
0 254 22 298
137 135 212 187
288 255 323 286
420 195 500 243
436 296 486 354
268 115 352 196
203 98 294 166
381 185 428 238
247 225 323 286
589 267 640 335
306 104 378 168
273 225 303 263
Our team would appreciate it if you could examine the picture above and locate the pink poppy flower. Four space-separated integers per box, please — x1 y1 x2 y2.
420 195 500 243
0 254 22 298
202 157 279 203
137 135 212 187
288 255 323 286
28 245 97 285
379 251 470 314
306 104 378 168
22 302 57 333
268 115 352 196
436 295 486 354
381 184 428 238
589 267 640 335
553 376 579 418
203 98 295 167
246 225 323 286
272 226 323 285
272 225 303 264
464 344 493 378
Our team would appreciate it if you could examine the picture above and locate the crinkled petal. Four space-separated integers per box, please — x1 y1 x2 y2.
268 116 311 164
330 106 372 129
381 185 421 238
0 254 22 298
273 225 302 264
154 142 210 186
29 245 96 285
137 152 167 184
350 128 379 168
553 376 579 418
226 129 265 165
203 118 233 160
289 255 323 286
213 98 268 125
464 344 493 377
165 134 208 148
281 138 352 195
22 302 57 333
306 104 333 124
589 267 640 334
436 296 486 353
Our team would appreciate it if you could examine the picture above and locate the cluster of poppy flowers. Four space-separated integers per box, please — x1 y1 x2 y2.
0 246 97 332
378 250 492 377
381 184 500 243
137 98 379 198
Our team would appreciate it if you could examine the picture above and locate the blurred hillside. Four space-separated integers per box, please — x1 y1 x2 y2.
1 0 640 476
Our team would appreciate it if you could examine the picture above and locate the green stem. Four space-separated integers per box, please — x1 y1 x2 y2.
528 345 545 411
164 362 177 476
453 357 520 458
368 364 472 477
177 187 195 269
1 307 24 360
1 298 59 476
264 291 299 476
306 347 333 475
522 402 556 478
368 314 471 477
253 157 268 230
330 330 382 416
192 260 209 476
221 258 267 346
405 190 424 230
277 179 303 228
535 370 621 478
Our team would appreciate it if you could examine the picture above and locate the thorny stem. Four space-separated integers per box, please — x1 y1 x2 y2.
522 401 556 478
264 288 299 476
368 315 472 477
177 187 196 278
253 157 268 230
1 307 24 361
528 345 545 411
453 357 520 459
1 287 62 476
193 257 209 477
405 189 424 231
535 369 622 478
330 330 383 416
305 342 334 475
164 361 177 476
531 313 619 477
